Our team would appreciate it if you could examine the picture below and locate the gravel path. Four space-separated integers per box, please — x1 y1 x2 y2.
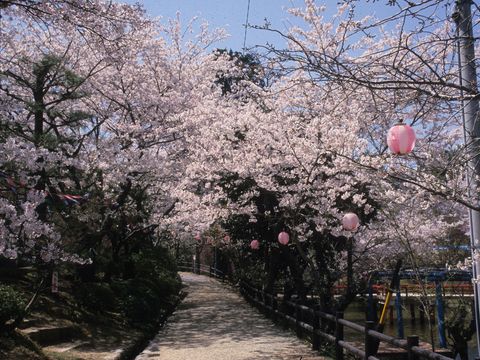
135 272 322 360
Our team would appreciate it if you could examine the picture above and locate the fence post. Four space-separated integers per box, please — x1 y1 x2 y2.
435 281 447 348
335 312 344 360
419 305 425 324
262 290 268 315
195 246 200 274
262 290 268 314
295 302 302 338
395 290 405 339
365 321 375 360
280 297 288 329
410 303 416 323
407 335 419 360
312 306 320 351
272 294 278 322
269 293 275 319
367 280 375 322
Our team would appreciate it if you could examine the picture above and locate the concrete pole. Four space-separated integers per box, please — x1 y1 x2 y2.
453 0 480 355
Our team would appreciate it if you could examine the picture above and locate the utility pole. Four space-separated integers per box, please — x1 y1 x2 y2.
453 0 480 355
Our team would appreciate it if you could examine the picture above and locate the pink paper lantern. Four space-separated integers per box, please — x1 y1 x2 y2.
342 213 360 231
278 231 290 245
194 232 201 241
250 239 260 250
387 123 416 155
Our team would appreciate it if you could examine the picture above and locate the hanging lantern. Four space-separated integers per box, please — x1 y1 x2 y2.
278 231 290 245
250 239 260 250
342 213 360 231
387 122 416 155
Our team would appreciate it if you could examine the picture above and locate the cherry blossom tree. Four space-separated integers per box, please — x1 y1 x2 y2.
0 0 228 270
0 0 149 263
0 0 238 333
165 1 474 322
2 1 474 346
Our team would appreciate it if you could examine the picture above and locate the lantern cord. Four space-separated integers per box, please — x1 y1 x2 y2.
242 0 251 53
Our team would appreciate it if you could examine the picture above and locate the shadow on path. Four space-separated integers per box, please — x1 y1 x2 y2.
136 272 322 360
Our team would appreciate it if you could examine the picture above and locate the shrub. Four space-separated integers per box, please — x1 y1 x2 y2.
121 278 163 323
74 282 116 313
111 274 181 326
130 247 178 279
0 285 25 330
152 272 181 298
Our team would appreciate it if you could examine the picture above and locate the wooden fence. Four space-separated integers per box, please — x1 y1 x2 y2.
239 281 453 360
177 263 225 279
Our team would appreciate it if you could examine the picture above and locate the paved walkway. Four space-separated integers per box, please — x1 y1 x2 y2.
136 272 322 360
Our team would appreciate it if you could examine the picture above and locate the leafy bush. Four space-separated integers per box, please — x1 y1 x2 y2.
131 247 178 280
74 282 116 312
151 273 181 298
0 285 25 330
111 273 181 326
121 279 161 323
73 245 181 326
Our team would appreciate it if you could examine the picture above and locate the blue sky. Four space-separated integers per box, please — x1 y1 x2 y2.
121 1 392 52
122 0 303 51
